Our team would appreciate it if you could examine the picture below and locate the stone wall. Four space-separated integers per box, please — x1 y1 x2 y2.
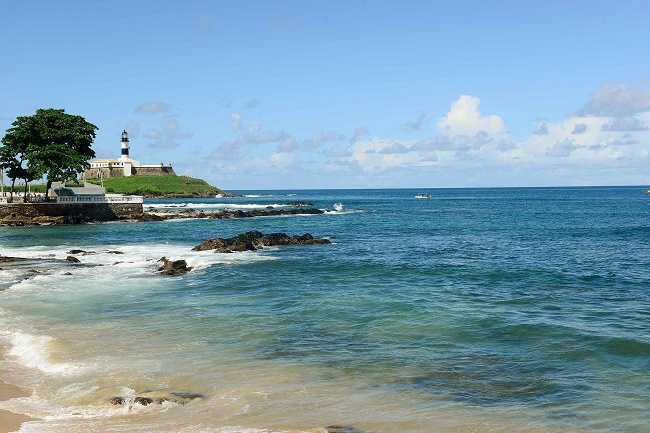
0 202 143 224
133 166 177 176
84 167 127 179
84 165 176 179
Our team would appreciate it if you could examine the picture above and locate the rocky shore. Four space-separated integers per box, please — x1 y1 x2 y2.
0 206 326 226
193 230 331 253
145 206 325 222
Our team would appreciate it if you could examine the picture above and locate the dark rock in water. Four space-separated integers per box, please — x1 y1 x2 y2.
107 396 127 406
138 213 165 222
107 390 205 407
192 230 331 253
285 201 313 206
157 257 192 275
67 249 86 255
0 256 27 263
105 250 124 255
326 426 365 433
217 191 243 198
66 256 81 263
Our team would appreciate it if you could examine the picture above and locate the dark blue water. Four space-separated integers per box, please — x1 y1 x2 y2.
1 186 649 432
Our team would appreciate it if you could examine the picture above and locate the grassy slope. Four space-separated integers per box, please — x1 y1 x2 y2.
13 176 220 197
94 176 221 196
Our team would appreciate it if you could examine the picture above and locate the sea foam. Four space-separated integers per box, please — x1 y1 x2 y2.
9 332 79 375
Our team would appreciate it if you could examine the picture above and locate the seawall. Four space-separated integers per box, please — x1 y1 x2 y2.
0 203 143 225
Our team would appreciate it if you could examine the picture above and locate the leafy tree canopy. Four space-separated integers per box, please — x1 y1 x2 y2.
1 108 98 200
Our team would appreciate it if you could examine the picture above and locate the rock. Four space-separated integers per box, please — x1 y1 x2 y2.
138 213 165 222
107 396 127 406
217 191 243 198
285 201 314 206
107 390 205 407
192 230 331 253
66 256 81 263
157 257 192 275
0 256 26 263
67 249 87 255
325 426 365 433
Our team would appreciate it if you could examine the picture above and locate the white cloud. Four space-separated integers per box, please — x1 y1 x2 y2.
324 146 353 157
532 122 549 135
379 142 410 154
571 123 588 134
245 99 261 109
205 82 650 188
402 111 427 132
147 117 192 149
577 82 650 117
304 131 344 150
437 95 506 137
601 117 648 131
350 127 370 143
135 102 171 114
144 129 161 139
546 139 579 157
231 113 242 131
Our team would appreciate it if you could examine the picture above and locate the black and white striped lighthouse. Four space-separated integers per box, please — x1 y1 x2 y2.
120 130 130 160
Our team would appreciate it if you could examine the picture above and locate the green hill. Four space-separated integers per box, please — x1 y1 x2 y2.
89 175 221 197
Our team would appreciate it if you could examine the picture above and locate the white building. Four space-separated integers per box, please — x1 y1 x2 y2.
86 131 175 179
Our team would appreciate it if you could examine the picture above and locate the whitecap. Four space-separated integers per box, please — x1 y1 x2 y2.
9 332 80 375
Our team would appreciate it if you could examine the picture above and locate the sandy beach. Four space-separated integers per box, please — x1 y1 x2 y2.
0 379 32 433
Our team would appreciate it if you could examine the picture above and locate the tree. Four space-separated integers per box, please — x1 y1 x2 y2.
1 108 98 200
0 123 40 202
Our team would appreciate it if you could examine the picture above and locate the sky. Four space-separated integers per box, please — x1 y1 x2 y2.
1 0 650 190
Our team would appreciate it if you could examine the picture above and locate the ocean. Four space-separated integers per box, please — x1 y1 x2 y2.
0 187 648 433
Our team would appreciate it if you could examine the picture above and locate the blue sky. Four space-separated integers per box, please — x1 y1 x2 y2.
2 1 650 189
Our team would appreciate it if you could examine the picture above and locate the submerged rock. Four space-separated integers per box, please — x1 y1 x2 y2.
66 256 81 263
325 426 365 433
107 390 204 408
192 230 331 253
157 257 192 275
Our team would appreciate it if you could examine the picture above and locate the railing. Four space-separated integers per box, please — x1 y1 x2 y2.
0 194 143 204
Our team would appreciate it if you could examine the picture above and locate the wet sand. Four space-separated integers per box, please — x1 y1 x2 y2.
0 379 33 433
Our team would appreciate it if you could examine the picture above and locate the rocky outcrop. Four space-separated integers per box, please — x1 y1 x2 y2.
216 191 243 198
0 203 144 226
107 390 204 408
157 257 192 275
192 230 331 253
144 207 325 221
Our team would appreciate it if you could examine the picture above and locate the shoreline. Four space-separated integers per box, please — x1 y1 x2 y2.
0 376 34 433
0 340 34 433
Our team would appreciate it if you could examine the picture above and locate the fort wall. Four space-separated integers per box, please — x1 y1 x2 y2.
0 202 143 223
84 165 176 179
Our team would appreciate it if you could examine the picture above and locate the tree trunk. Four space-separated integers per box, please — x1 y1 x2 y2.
9 179 15 203
45 179 52 200
23 180 29 202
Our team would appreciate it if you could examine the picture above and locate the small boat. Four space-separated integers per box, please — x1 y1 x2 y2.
414 193 431 199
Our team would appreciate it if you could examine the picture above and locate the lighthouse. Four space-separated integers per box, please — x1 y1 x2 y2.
119 130 130 161
118 130 134 176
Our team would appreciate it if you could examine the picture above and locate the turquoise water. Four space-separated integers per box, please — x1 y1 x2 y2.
0 187 648 432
